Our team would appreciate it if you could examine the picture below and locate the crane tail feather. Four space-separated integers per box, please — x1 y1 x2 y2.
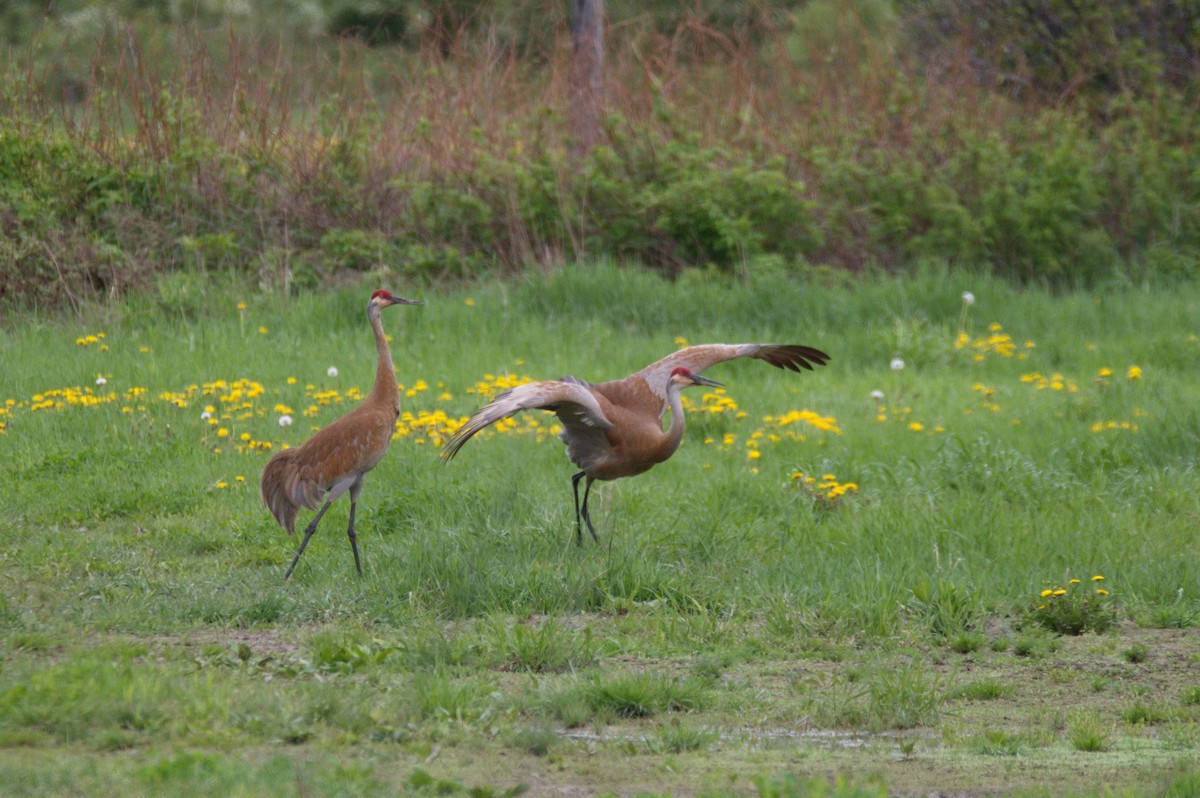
260 448 325 535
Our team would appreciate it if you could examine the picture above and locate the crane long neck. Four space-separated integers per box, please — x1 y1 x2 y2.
659 380 688 458
367 304 399 409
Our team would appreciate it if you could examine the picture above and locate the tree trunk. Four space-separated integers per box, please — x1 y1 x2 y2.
569 0 604 154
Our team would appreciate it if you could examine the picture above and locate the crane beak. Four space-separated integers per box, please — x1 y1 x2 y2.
387 294 423 306
690 373 723 388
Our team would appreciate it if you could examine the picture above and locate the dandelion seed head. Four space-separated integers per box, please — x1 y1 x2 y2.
962 291 975 305
327 366 338 378
870 389 884 400
890 357 905 371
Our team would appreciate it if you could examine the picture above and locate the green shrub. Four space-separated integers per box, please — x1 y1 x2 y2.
903 0 1199 96
581 130 822 272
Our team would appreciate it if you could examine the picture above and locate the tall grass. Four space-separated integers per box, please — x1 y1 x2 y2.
2 267 1197 630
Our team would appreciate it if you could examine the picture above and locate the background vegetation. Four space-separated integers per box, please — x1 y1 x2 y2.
2 0 1199 310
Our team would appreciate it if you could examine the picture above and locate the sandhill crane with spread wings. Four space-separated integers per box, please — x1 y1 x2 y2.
440 343 830 543
261 289 421 579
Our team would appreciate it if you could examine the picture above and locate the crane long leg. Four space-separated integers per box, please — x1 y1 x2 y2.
346 499 362 576
580 476 598 544
284 496 335 580
572 471 586 546
572 471 599 545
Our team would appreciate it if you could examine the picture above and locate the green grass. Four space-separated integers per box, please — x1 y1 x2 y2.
2 265 1200 795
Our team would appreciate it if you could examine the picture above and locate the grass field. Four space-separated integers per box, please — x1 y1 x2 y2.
1 265 1199 797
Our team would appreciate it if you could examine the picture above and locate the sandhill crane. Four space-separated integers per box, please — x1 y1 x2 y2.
260 289 422 579
441 343 830 543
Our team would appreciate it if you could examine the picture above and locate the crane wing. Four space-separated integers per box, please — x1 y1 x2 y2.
440 379 613 463
628 343 830 406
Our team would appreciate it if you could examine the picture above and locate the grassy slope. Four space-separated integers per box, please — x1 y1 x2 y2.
1 266 1199 796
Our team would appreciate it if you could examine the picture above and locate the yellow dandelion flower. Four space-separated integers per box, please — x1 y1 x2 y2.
258 326 268 334
1069 578 1081 584
1127 365 1142 380
217 428 229 438
747 450 761 460
1098 367 1112 378
216 481 228 489
1092 575 1104 581
235 475 245 482
1096 589 1109 596
909 422 924 432
464 298 475 306
1052 589 1067 596
1040 589 1053 598
674 336 689 347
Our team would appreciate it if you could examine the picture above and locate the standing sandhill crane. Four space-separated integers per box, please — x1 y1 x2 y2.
440 343 830 543
260 289 422 579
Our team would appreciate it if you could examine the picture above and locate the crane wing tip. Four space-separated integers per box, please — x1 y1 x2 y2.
759 344 831 372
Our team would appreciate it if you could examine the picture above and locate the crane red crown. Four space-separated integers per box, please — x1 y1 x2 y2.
371 289 392 300
670 367 694 378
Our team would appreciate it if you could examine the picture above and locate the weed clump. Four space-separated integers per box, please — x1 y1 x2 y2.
1027 575 1116 635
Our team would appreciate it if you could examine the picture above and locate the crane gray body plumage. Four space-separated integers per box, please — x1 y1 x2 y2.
440 343 830 542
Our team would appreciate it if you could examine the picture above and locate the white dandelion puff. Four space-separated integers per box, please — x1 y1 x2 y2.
870 389 884 401
890 357 905 371
327 366 338 378
962 291 975 305
279 415 293 427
